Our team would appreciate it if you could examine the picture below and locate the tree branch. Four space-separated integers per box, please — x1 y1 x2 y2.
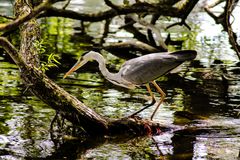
129 14 168 51
167 0 199 30
0 37 109 136
104 0 121 11
38 2 184 22
0 37 23 66
205 0 240 60
0 0 51 31
225 0 240 59
62 0 71 9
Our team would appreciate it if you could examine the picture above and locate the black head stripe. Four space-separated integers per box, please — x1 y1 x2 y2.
81 51 89 56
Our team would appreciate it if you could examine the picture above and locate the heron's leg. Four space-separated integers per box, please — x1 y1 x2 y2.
150 81 166 120
129 83 156 117
145 83 156 103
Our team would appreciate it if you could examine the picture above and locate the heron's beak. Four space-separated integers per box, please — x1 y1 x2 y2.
63 59 85 79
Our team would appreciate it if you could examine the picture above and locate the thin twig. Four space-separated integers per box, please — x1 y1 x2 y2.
63 0 71 10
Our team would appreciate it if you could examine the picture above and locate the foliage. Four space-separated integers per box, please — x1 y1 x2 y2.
33 39 60 72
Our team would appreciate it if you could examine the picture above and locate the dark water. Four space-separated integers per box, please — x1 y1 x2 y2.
0 0 240 159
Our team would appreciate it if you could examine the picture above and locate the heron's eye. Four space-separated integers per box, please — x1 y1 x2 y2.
79 57 84 61
76 57 83 63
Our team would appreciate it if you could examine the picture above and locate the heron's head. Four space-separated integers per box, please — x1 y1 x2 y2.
63 51 92 79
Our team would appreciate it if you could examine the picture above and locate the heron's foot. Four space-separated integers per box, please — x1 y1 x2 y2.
121 114 141 121
128 112 139 118
128 115 142 120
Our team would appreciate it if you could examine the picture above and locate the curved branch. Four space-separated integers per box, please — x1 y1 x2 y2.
0 37 109 136
0 0 51 31
166 21 191 30
0 37 23 66
120 15 150 45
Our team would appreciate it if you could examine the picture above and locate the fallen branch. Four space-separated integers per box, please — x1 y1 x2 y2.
0 36 109 135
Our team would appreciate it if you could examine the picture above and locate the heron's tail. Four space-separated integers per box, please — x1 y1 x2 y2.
170 50 197 61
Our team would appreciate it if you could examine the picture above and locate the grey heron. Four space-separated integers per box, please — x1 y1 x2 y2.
63 50 197 120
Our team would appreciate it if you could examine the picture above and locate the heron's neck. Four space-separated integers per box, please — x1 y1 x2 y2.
93 54 117 80
99 61 116 78
92 53 134 89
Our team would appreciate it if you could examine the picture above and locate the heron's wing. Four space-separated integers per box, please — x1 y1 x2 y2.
119 53 184 84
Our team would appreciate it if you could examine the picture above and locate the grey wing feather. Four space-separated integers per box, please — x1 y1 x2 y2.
119 53 182 85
